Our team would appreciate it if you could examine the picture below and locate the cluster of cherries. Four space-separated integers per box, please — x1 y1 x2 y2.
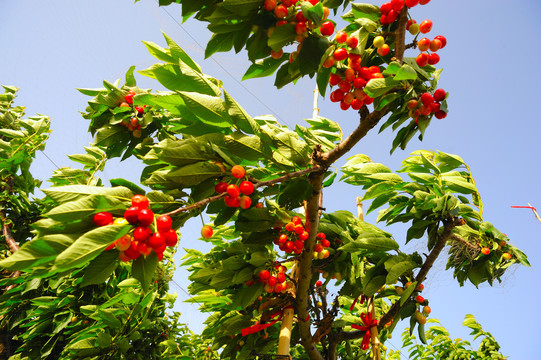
395 281 431 324
408 88 447 121
214 165 255 209
379 0 431 25
252 265 291 293
118 90 148 138
93 194 178 262
263 0 332 60
272 216 311 255
327 58 379 111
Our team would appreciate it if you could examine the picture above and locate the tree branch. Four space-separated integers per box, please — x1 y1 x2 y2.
0 211 18 255
320 106 388 167
393 6 409 64
295 170 326 360
338 216 462 341
163 166 322 217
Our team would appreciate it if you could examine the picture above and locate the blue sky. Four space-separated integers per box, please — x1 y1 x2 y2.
1 0 540 358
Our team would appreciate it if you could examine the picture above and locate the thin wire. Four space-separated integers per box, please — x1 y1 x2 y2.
40 150 61 169
155 1 288 125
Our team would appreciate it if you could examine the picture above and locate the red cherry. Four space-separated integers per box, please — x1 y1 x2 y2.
298 231 309 241
333 48 348 61
405 0 419 7
137 208 154 227
135 106 144 116
391 0 404 11
434 35 447 49
239 181 254 195
419 0 430 4
315 243 323 252
239 196 252 209
274 4 288 19
346 36 359 48
430 102 441 113
295 11 307 22
268 276 277 286
285 241 294 253
435 110 447 119
259 269 270 281
163 229 178 247
316 280 323 287
419 19 433 34
119 102 130 108
433 88 446 102
215 182 228 193
224 195 240 208
231 165 246 179
137 242 152 256
294 224 304 235
124 206 140 225
321 239 331 248
125 93 134 105
430 38 442 52
264 0 276 11
350 98 363 111
156 215 172 232
387 9 399 23
420 93 434 107
330 89 345 103
201 225 213 239
380 2 392 15
124 241 141 260
377 44 390 56
131 194 149 209
285 222 295 232
338 80 352 93
93 212 113 227
276 272 286 283
417 38 430 52
415 295 425 304
353 77 366 89
278 234 288 245
329 73 341 86
369 66 381 73
226 184 241 198
359 67 372 81
320 21 335 36
428 53 440 65
416 53 429 67
133 226 152 243
296 21 307 35
364 95 374 105
334 31 347 43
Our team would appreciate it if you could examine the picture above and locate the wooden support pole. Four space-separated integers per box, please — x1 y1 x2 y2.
277 307 294 359
367 297 381 360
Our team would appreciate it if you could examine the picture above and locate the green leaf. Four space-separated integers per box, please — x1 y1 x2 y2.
42 185 132 204
385 256 418 284
231 283 264 309
400 281 417 306
298 34 329 75
225 133 272 161
418 321 427 344
80 250 120 287
109 178 145 195
0 234 74 271
268 24 296 51
394 64 418 81
54 225 130 272
132 252 159 292
364 77 400 98
242 57 285 81
277 179 313 209
177 91 232 128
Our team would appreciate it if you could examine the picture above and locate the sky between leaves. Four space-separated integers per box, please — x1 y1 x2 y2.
1 0 540 358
